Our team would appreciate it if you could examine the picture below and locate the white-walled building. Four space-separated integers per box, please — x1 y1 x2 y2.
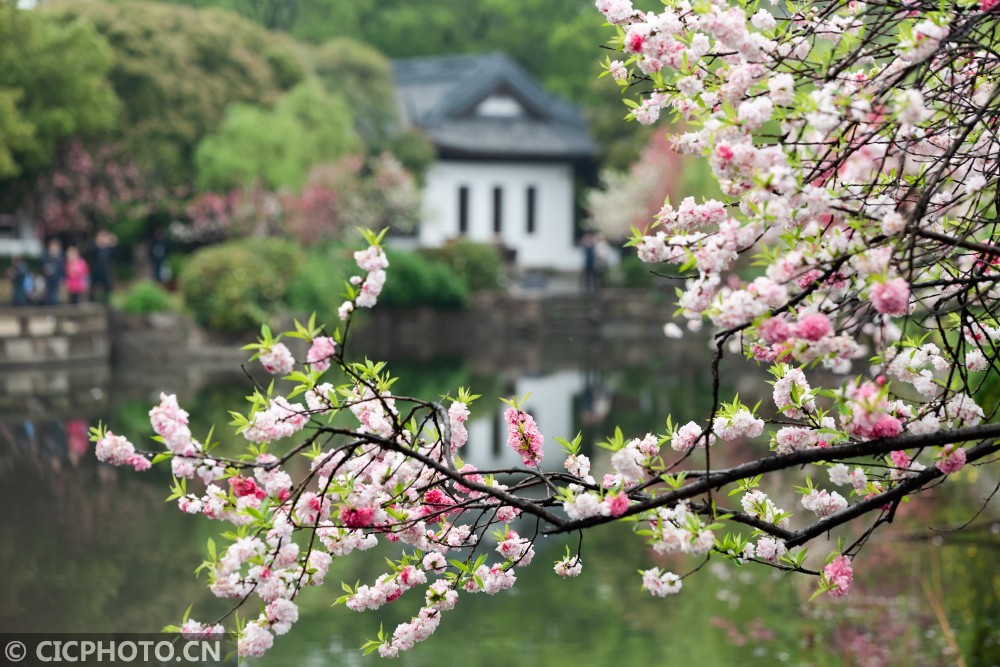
392 53 595 271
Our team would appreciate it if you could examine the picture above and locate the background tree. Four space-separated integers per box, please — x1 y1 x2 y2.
587 134 685 240
45 1 307 182
147 0 652 168
30 140 153 239
309 38 436 178
0 5 117 202
194 80 360 192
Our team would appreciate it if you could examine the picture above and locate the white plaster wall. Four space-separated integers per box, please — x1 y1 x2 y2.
419 160 581 271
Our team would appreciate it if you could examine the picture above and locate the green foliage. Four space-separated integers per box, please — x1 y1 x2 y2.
308 38 436 179
384 129 436 184
291 1 599 98
379 251 469 309
310 38 396 143
422 239 505 292
613 251 656 288
195 80 360 191
0 90 34 181
152 0 646 168
179 238 303 331
45 1 307 181
118 280 176 315
0 6 117 181
285 244 355 320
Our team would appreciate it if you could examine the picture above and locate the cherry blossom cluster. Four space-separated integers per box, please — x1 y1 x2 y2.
602 0 998 602
85 0 1000 657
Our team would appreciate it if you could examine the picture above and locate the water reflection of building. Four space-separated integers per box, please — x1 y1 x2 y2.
464 369 587 472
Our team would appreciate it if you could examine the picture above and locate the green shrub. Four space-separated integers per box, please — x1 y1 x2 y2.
422 239 504 292
379 250 469 309
179 238 303 332
614 252 656 288
286 244 355 322
237 237 303 286
119 280 175 315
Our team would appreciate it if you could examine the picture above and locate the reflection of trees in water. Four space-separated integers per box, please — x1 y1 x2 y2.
0 418 228 633
2 336 996 660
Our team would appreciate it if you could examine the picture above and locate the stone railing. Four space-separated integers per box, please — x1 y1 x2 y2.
0 303 110 366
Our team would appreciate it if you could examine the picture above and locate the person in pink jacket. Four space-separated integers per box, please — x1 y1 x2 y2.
64 246 90 305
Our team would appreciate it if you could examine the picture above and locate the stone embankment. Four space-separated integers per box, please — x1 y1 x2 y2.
0 303 110 367
0 289 684 415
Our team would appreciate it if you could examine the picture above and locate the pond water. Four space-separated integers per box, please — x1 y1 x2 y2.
1 332 997 666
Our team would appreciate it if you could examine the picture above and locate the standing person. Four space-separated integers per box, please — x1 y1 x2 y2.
149 228 168 284
580 231 598 294
90 229 117 302
7 255 29 306
41 239 64 305
64 246 90 305
594 233 613 290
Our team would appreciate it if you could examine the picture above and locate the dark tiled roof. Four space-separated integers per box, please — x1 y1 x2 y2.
392 53 595 160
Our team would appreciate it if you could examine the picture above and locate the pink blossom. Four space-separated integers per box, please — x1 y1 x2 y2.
758 317 793 345
504 408 544 466
965 349 988 372
714 409 765 441
229 476 266 500
595 0 636 24
870 278 910 316
306 336 337 372
888 449 926 481
823 555 853 598
795 313 833 341
148 393 192 453
354 246 389 272
243 397 308 444
266 599 299 635
801 489 848 517
840 380 900 440
448 401 470 451
671 421 714 452
554 556 583 578
641 567 682 596
605 492 630 517
259 343 295 376
755 536 786 564
338 300 354 321
453 463 484 494
870 414 902 438
564 453 591 478
935 445 966 474
772 367 816 418
237 622 273 658
609 60 628 81
496 531 535 565
340 505 376 528
95 431 137 466
890 449 912 469
127 454 151 471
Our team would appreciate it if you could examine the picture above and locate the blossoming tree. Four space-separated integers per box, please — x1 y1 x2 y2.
91 0 999 658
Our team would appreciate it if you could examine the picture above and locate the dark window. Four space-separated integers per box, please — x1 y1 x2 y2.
526 186 537 234
458 186 469 234
493 187 503 234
